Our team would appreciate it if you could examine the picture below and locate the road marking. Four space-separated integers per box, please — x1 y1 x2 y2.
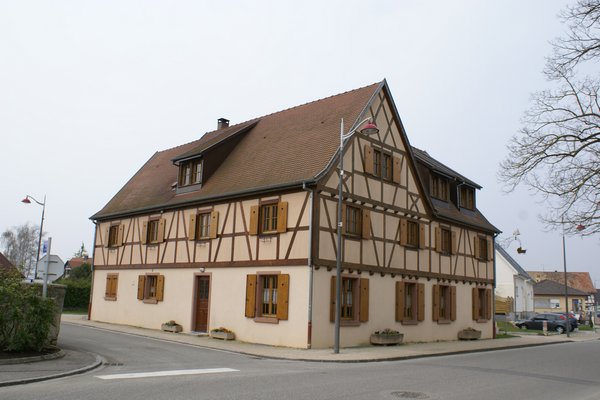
96 367 238 380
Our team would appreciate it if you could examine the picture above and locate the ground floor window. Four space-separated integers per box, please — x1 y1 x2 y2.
104 274 118 300
245 273 289 321
432 284 456 322
330 276 369 324
137 274 165 303
396 281 424 323
472 287 492 321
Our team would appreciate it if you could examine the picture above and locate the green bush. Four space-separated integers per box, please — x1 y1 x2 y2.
0 270 56 352
59 279 91 309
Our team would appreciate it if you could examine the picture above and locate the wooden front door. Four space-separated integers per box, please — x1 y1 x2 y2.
194 276 210 332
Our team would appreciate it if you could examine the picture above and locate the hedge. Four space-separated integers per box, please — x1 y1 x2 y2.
60 279 91 309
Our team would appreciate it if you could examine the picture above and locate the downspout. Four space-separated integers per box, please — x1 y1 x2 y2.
303 181 314 349
492 232 499 338
88 221 98 321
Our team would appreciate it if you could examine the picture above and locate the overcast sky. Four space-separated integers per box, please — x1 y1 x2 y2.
1 1 597 284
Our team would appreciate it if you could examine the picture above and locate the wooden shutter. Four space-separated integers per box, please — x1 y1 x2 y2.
157 218 166 243
485 288 492 320
472 287 479 320
417 283 425 321
362 209 371 239
105 276 112 297
451 231 457 255
487 238 493 261
473 236 480 259
277 202 288 233
104 227 110 248
210 211 219 239
419 223 425 249
399 219 407 246
117 224 125 246
188 214 197 240
156 275 165 301
450 285 457 321
435 227 441 252
137 275 145 300
245 274 257 317
330 276 336 322
432 284 439 321
341 204 347 235
249 206 259 235
276 274 290 320
395 281 405 322
364 144 374 174
359 278 369 322
141 221 148 244
392 156 401 184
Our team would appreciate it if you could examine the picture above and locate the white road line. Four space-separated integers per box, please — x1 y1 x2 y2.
96 367 239 380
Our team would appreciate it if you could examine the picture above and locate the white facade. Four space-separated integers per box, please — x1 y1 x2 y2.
495 247 534 318
37 254 65 283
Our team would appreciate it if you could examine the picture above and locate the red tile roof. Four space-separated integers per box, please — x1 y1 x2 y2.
528 271 595 294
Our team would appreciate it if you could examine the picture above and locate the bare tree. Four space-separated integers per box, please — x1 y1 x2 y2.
500 0 600 235
1 223 42 277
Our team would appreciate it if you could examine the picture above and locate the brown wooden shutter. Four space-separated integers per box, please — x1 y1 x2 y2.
276 274 290 320
395 281 405 322
156 275 165 301
432 284 439 321
249 206 259 235
359 278 369 322
392 156 401 184
210 211 219 239
400 219 407 246
105 276 111 297
277 202 288 233
487 238 493 261
137 275 145 300
245 274 257 318
112 275 118 297
188 214 197 240
451 231 457 255
362 209 371 239
330 276 336 322
435 227 441 252
341 204 347 235
450 285 457 321
419 223 426 249
104 227 110 248
485 288 492 320
364 144 374 174
117 224 125 246
473 236 480 259
472 287 479 320
417 283 425 321
142 221 148 244
157 218 166 243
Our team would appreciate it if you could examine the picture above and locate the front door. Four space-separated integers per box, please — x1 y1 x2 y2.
194 276 210 332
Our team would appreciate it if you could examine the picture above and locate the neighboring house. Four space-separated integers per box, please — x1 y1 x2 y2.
495 246 534 319
37 254 65 283
528 271 596 319
63 255 92 278
0 252 19 275
89 80 499 349
533 279 588 315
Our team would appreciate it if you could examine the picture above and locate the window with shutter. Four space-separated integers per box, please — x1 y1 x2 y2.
107 225 120 247
434 284 455 323
105 274 118 300
137 274 164 304
329 276 367 324
473 287 491 321
344 205 362 236
245 273 290 322
252 202 288 235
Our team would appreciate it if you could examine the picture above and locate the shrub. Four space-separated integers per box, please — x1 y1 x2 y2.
0 270 56 352
59 279 91 309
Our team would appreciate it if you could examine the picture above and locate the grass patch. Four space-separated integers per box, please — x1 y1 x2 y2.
495 333 519 339
578 324 593 331
62 307 88 315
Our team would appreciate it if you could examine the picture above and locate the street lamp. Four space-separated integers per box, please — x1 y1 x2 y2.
21 194 46 280
334 117 379 354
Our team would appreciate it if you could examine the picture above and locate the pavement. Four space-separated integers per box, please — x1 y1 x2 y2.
1 314 599 387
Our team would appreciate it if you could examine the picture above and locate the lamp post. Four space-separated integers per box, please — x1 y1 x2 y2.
22 194 46 280
334 117 378 354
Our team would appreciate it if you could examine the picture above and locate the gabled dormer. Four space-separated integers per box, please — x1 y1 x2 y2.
430 173 450 202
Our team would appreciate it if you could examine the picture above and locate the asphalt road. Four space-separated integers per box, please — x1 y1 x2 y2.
2 323 600 400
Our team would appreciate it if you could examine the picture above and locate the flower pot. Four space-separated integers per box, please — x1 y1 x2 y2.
210 331 235 340
161 324 182 333
458 329 481 340
370 333 403 345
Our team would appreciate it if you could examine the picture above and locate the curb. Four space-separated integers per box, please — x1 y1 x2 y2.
0 353 103 387
0 349 65 366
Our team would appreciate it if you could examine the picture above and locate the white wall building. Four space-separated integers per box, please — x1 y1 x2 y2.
495 246 534 319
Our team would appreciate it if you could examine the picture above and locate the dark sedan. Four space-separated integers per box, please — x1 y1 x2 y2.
515 313 573 334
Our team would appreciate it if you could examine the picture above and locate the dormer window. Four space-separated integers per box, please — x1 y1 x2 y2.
431 175 449 201
460 186 475 210
179 159 202 187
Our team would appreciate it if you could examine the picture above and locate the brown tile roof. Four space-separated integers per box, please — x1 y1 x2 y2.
66 257 92 269
0 252 17 273
533 279 588 296
92 82 382 219
528 271 596 294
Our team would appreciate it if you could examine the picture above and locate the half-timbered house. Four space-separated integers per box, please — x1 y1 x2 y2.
90 80 499 348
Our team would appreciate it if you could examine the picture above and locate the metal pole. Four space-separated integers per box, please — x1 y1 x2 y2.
334 119 344 354
34 195 46 280
562 219 570 337
43 237 52 298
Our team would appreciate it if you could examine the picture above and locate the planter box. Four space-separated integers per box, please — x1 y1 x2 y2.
210 331 235 341
458 329 481 340
161 324 182 333
370 333 403 346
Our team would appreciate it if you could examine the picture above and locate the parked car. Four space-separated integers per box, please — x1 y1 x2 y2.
556 312 579 330
515 313 574 334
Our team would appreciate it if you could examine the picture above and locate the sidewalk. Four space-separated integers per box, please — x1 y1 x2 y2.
1 314 598 387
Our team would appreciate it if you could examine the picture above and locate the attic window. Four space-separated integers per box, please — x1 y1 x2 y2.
431 175 448 201
459 186 475 210
179 159 203 187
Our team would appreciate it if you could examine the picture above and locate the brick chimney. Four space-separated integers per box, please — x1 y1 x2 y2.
217 118 230 130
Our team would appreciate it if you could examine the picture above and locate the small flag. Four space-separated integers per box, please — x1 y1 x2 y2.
42 240 48 254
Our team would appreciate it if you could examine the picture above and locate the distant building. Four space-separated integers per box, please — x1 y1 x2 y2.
63 255 92 278
0 252 19 275
495 246 534 319
37 254 65 283
533 279 588 316
528 271 596 319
